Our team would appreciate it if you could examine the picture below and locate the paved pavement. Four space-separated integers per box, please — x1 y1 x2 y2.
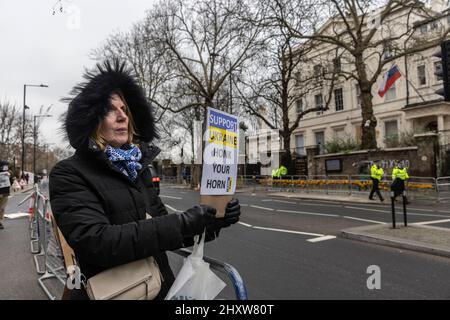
0 189 47 299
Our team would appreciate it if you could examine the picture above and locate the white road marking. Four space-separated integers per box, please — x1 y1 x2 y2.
277 209 339 218
345 206 388 213
237 221 333 239
296 202 342 207
301 199 341 205
342 216 386 224
408 207 434 212
345 205 450 218
250 205 275 211
262 199 297 204
412 219 450 226
4 212 29 219
237 222 253 227
307 235 337 243
252 226 324 237
241 204 249 207
160 195 183 200
164 204 182 212
267 198 343 207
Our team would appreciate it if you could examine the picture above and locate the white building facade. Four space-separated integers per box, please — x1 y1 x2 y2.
289 7 450 157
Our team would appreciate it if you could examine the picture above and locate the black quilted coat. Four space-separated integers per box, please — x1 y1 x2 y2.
49 60 184 300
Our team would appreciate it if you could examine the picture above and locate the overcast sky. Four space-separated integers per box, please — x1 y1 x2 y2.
0 0 156 149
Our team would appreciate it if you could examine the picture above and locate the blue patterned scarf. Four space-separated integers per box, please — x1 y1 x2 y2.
105 144 142 182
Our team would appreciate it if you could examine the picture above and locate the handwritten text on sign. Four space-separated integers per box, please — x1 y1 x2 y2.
201 108 238 195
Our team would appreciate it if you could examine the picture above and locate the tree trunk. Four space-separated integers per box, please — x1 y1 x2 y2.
355 52 378 150
360 89 378 150
280 133 294 175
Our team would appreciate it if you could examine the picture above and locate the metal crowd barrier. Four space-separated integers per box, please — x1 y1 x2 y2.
19 184 66 300
436 176 450 203
163 174 442 201
173 249 248 300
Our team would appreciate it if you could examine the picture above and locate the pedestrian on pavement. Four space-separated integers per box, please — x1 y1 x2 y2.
369 160 384 202
391 161 409 203
181 166 188 185
49 59 241 300
0 160 12 230
19 178 26 190
12 178 21 193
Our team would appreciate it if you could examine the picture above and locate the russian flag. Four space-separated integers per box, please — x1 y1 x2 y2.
378 65 401 97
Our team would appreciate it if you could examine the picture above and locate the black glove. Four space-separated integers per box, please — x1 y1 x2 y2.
178 205 216 238
203 198 241 241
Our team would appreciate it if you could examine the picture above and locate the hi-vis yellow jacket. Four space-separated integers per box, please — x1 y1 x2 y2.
392 167 409 181
370 165 384 181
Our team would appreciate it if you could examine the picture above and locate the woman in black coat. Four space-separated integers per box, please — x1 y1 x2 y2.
49 60 240 300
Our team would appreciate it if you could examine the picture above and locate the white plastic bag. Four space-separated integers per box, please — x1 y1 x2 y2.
165 233 226 300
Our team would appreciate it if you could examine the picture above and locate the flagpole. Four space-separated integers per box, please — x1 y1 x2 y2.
396 64 426 103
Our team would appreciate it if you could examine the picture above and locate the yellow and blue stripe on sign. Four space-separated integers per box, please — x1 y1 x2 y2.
226 176 233 192
208 126 238 149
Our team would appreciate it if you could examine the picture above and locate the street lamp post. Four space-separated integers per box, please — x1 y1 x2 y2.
33 114 52 178
22 84 48 178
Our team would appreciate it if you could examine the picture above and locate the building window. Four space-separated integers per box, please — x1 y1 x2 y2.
333 58 341 72
354 125 362 144
355 84 361 108
334 88 344 111
420 24 427 34
314 64 322 78
385 82 396 101
315 131 325 154
417 65 426 85
430 21 438 30
295 134 305 156
384 120 398 145
294 72 301 86
382 46 393 61
315 94 323 115
333 127 345 139
296 99 303 114
435 61 443 82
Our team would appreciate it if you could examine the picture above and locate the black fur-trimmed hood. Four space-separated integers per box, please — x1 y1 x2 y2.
62 59 158 151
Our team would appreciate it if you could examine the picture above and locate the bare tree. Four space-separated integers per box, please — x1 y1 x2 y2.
150 0 263 115
0 100 21 168
234 4 338 172
268 0 450 149
91 21 176 124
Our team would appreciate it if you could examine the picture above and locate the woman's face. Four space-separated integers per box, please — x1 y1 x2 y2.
99 93 129 148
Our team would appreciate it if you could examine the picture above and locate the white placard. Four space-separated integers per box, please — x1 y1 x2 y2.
0 172 11 188
200 108 239 195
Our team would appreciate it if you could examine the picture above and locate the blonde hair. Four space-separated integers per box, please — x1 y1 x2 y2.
92 90 136 151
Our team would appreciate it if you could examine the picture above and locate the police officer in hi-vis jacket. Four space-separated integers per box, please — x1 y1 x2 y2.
391 161 409 203
369 160 384 202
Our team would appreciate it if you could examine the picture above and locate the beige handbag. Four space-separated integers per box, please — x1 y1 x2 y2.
85 214 163 300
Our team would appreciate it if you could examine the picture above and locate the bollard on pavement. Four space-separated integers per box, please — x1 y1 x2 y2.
402 190 408 227
390 191 396 229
